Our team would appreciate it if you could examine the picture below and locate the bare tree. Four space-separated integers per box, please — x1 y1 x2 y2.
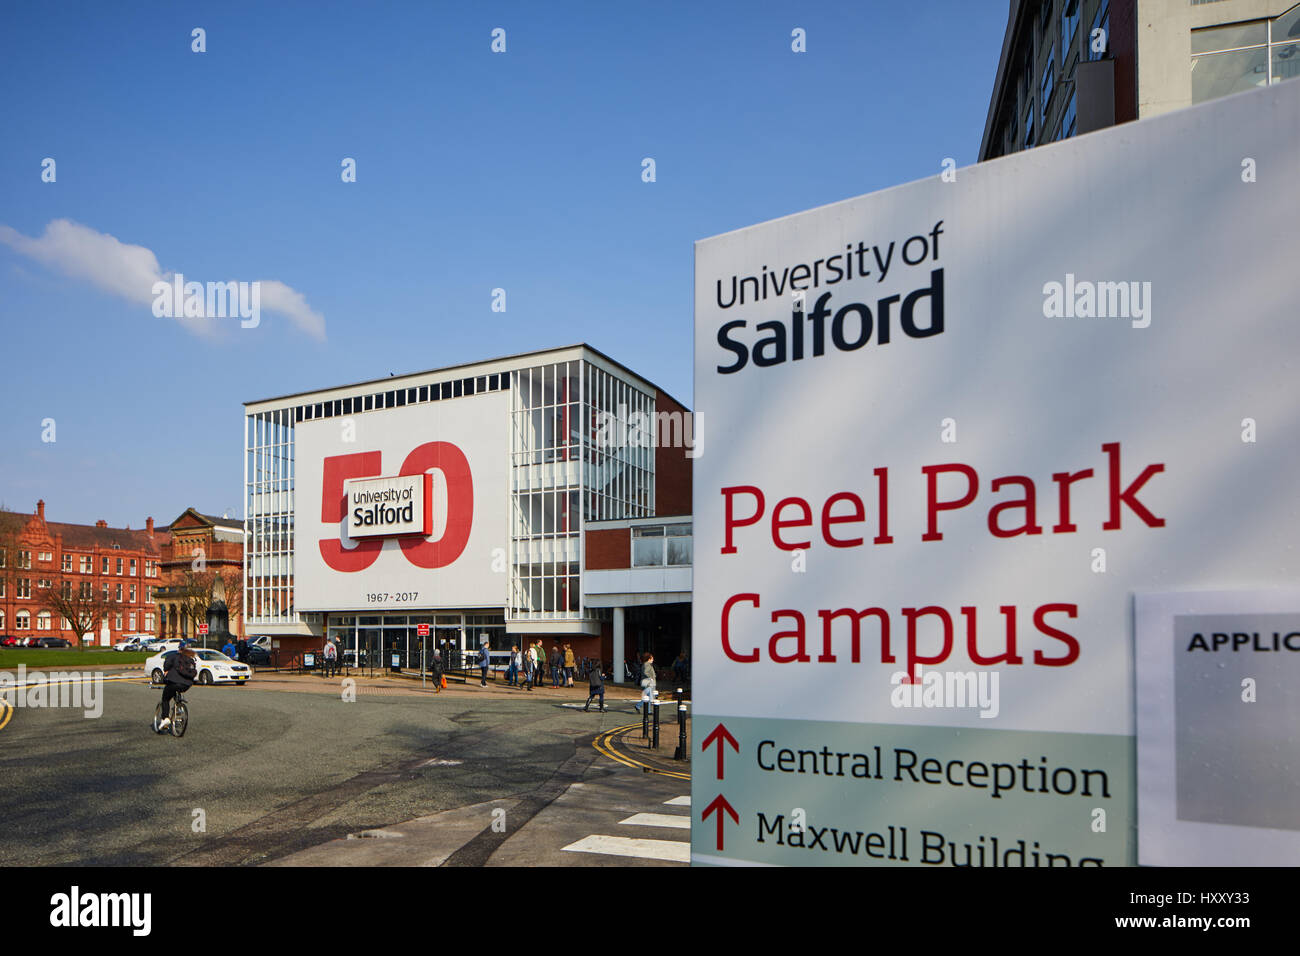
37 578 117 648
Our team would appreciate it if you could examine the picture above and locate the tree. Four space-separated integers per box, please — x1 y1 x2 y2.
170 565 241 644
37 577 117 648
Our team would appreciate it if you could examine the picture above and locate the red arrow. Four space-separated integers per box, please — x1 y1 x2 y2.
701 723 739 780
702 794 740 851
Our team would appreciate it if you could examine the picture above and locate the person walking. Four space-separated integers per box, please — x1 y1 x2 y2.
532 641 546 689
563 643 576 687
477 641 490 686
584 662 607 712
549 644 562 688
507 645 520 687
221 637 237 659
521 644 534 691
430 645 443 693
633 652 657 714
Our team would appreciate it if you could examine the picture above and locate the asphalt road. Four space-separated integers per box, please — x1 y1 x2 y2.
0 677 647 866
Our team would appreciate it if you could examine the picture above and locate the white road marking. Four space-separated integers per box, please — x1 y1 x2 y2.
663 795 690 806
562 835 690 863
619 812 691 830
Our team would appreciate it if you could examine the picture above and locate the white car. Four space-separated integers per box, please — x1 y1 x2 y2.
113 635 152 652
146 648 251 686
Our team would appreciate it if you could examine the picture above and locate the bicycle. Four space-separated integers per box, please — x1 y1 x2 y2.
152 691 189 738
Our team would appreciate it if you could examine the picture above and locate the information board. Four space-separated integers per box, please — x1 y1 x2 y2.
691 82 1300 867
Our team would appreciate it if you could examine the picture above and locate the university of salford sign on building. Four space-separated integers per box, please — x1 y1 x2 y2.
293 392 510 612
344 474 432 539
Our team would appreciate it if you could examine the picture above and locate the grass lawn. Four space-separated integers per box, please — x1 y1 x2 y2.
0 649 149 669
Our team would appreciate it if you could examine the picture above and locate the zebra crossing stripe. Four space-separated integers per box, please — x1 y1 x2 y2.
561 835 690 863
663 795 690 806
619 812 691 829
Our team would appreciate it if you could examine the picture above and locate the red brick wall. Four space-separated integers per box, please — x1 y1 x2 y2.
0 509 163 645
654 392 693 517
585 527 630 570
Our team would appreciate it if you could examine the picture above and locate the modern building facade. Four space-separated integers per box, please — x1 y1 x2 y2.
242 344 692 676
979 0 1300 161
0 501 165 644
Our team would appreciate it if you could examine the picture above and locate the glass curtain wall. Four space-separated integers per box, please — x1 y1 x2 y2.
508 360 653 623
245 409 295 627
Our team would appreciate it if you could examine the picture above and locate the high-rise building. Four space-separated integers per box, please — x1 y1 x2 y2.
979 0 1300 161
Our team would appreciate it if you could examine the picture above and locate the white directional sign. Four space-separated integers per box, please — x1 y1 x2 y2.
692 81 1300 867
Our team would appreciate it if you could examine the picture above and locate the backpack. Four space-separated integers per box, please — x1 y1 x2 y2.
169 652 197 681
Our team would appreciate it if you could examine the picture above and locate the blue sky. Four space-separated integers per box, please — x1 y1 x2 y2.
0 0 1008 528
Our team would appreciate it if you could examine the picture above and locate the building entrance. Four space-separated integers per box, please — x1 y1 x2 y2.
626 603 691 687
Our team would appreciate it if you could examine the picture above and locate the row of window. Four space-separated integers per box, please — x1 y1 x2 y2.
1009 0 1106 154
0 550 159 576
1189 6 1300 105
0 610 155 632
0 578 153 602
296 372 509 423
631 523 693 568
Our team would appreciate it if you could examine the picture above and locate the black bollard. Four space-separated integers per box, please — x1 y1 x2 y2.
652 700 660 749
642 699 649 739
676 699 688 760
674 687 684 723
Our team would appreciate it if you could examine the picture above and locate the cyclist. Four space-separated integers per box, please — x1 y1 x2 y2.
157 645 198 731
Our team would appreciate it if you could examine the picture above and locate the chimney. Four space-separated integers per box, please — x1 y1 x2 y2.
146 517 154 534
36 500 45 519
96 520 107 528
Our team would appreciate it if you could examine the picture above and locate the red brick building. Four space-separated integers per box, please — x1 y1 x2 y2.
0 500 166 645
154 509 245 640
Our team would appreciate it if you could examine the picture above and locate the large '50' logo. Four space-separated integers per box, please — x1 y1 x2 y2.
320 442 473 572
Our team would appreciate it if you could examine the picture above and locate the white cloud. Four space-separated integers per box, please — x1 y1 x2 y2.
257 279 326 341
0 218 326 341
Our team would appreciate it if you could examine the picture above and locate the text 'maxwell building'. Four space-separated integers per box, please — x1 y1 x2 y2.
242 345 693 676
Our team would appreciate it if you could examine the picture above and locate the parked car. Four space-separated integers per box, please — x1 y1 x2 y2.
0 635 21 647
145 638 183 654
145 648 251 686
32 637 72 648
113 636 150 652
245 644 271 666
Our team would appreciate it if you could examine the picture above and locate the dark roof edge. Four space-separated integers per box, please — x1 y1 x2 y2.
243 342 691 414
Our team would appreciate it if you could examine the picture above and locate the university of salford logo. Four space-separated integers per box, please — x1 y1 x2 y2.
319 441 473 572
